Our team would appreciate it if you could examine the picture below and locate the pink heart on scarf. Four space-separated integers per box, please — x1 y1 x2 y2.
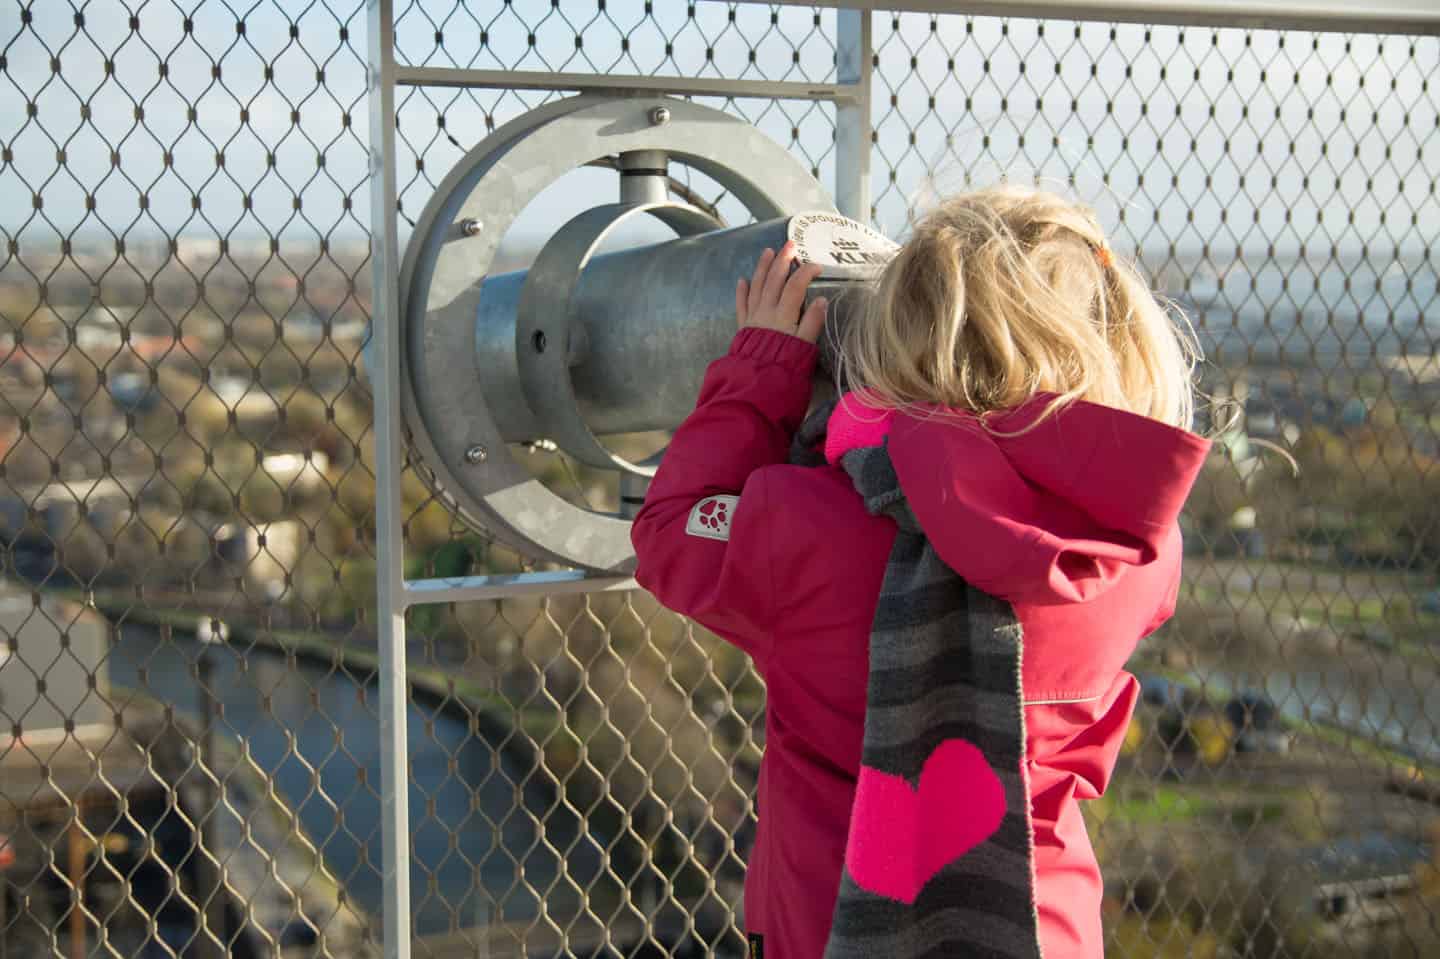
844 738 1007 904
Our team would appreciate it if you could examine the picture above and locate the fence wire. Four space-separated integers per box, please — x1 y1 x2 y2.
0 2 1437 958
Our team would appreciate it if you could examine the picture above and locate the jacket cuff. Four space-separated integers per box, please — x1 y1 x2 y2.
729 327 819 370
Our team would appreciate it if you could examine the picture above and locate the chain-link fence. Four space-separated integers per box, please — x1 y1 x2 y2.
1 1 1437 957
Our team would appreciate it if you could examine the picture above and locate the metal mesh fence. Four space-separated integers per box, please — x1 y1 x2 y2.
0 2 1436 957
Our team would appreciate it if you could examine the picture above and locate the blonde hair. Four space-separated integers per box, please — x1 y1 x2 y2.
835 185 1198 432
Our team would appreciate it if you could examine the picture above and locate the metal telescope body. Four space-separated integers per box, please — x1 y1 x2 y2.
472 217 890 443
398 95 897 571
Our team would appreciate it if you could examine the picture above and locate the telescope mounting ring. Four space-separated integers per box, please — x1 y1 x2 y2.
516 201 722 477
398 94 836 572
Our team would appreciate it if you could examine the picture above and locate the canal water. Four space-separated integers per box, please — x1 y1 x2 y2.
104 621 1438 943
1195 664 1440 765
104 624 603 937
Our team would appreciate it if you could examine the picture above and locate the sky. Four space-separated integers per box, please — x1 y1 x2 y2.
1 1 1436 263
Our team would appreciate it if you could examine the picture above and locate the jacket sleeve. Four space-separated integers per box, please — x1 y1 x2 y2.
631 327 819 662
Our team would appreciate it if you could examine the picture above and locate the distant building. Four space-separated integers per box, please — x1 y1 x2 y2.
244 520 302 601
1297 833 1430 939
261 450 330 490
109 370 157 412
0 582 111 736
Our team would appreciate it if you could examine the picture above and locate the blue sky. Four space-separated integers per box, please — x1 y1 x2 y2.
1 1 1436 260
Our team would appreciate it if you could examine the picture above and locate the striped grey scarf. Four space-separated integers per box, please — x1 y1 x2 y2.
819 438 1044 959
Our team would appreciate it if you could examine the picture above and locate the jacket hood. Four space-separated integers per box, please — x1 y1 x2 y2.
825 393 1211 605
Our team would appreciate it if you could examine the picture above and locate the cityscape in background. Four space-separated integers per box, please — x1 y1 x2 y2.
1 2 1438 957
1 215 1436 955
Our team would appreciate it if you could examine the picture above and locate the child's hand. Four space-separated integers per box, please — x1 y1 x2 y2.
736 241 828 344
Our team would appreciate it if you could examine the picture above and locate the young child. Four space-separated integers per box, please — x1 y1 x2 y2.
631 186 1210 958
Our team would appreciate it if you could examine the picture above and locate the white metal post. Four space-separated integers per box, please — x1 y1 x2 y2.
365 2 412 958
835 9 873 224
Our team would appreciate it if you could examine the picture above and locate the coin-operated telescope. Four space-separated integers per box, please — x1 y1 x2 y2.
399 95 897 572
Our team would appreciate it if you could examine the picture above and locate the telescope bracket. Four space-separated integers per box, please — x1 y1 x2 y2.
399 94 834 571
515 201 722 476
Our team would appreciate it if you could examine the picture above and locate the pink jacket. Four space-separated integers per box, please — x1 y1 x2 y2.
632 327 1209 957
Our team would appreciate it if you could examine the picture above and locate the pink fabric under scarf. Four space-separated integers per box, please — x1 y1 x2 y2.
823 393 896 466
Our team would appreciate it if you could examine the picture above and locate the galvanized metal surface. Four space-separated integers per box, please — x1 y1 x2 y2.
473 216 877 446
404 572 637 607
0 4 1437 959
756 0 1440 34
513 201 721 474
365 3 415 959
835 10 874 223
399 95 835 570
395 64 863 101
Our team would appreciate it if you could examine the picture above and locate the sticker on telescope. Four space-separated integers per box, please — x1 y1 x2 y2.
789 213 900 279
686 495 738 542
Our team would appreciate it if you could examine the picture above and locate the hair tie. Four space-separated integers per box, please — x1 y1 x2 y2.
1094 242 1115 270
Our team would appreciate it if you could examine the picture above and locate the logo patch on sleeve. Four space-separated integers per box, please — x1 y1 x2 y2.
686 495 738 541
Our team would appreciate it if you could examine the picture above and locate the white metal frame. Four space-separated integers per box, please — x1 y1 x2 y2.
364 3 872 955
364 1 1438 956
363 4 411 956
762 0 1440 35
